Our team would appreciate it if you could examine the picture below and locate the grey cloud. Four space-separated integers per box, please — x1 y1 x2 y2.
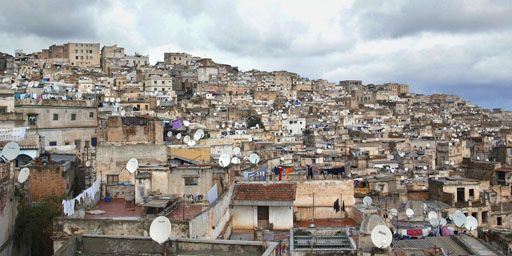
350 0 512 38
0 0 102 40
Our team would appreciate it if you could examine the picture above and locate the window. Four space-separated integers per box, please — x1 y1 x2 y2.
482 211 488 223
75 140 81 148
65 142 70 145
71 113 76 121
49 141 57 146
497 216 503 226
184 177 198 186
469 189 475 198
107 175 119 185
53 114 59 120
89 112 94 118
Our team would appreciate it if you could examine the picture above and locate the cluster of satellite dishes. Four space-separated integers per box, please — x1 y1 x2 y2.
217 147 260 168
451 210 478 231
1 142 30 184
104 97 122 103
167 121 207 147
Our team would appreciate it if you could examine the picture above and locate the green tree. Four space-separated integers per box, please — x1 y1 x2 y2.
14 195 62 256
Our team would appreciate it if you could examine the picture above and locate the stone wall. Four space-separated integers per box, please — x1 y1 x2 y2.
294 180 355 220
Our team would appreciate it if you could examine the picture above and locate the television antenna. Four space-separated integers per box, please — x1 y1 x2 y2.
1 142 21 161
149 216 171 244
249 153 260 165
126 158 139 174
218 154 231 168
371 225 393 249
17 167 30 183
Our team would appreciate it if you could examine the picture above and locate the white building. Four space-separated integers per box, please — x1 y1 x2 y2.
282 117 306 136
231 182 296 231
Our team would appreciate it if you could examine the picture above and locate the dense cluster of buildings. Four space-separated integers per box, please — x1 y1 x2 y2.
1 42 512 255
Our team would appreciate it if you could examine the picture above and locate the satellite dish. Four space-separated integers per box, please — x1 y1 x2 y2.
371 225 392 249
116 97 121 103
126 158 139 174
75 92 82 99
465 216 478 231
219 154 231 167
183 120 190 127
183 135 191 143
389 208 398 217
17 167 30 183
109 97 115 103
406 208 414 218
429 218 440 227
167 131 173 138
176 133 182 140
440 218 447 226
316 148 322 154
233 147 241 156
1 142 21 161
453 210 467 227
85 160 91 167
193 129 204 141
363 196 373 207
187 140 196 146
149 216 171 244
249 153 260 165
231 157 241 164
428 211 438 220
120 110 126 116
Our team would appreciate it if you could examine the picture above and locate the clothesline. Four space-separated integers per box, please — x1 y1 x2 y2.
62 179 100 216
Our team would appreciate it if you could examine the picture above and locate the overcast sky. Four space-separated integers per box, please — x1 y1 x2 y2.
1 0 511 109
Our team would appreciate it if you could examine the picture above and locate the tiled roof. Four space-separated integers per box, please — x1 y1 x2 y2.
233 183 296 201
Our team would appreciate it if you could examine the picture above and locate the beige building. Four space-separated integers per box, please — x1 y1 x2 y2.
164 52 192 66
63 42 100 67
15 99 98 152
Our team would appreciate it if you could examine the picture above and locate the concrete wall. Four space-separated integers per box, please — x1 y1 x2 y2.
269 206 293 230
0 179 15 256
232 205 255 230
188 184 233 239
294 180 355 220
52 217 189 252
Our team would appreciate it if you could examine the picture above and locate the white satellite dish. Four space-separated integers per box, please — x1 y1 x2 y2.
428 211 438 220
176 133 182 140
406 208 414 218
440 218 447 226
167 131 173 138
1 142 21 161
429 218 440 227
126 158 139 174
371 225 393 249
453 210 467 227
316 148 322 154
183 135 191 143
233 147 241 156
183 120 190 127
389 208 398 217
187 140 196 147
18 167 30 183
363 196 373 207
465 216 478 231
219 154 231 167
249 153 260 165
85 160 91 167
231 157 241 164
149 216 171 244
120 110 126 116
116 97 121 103
76 92 82 99
193 129 204 141
109 97 115 103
